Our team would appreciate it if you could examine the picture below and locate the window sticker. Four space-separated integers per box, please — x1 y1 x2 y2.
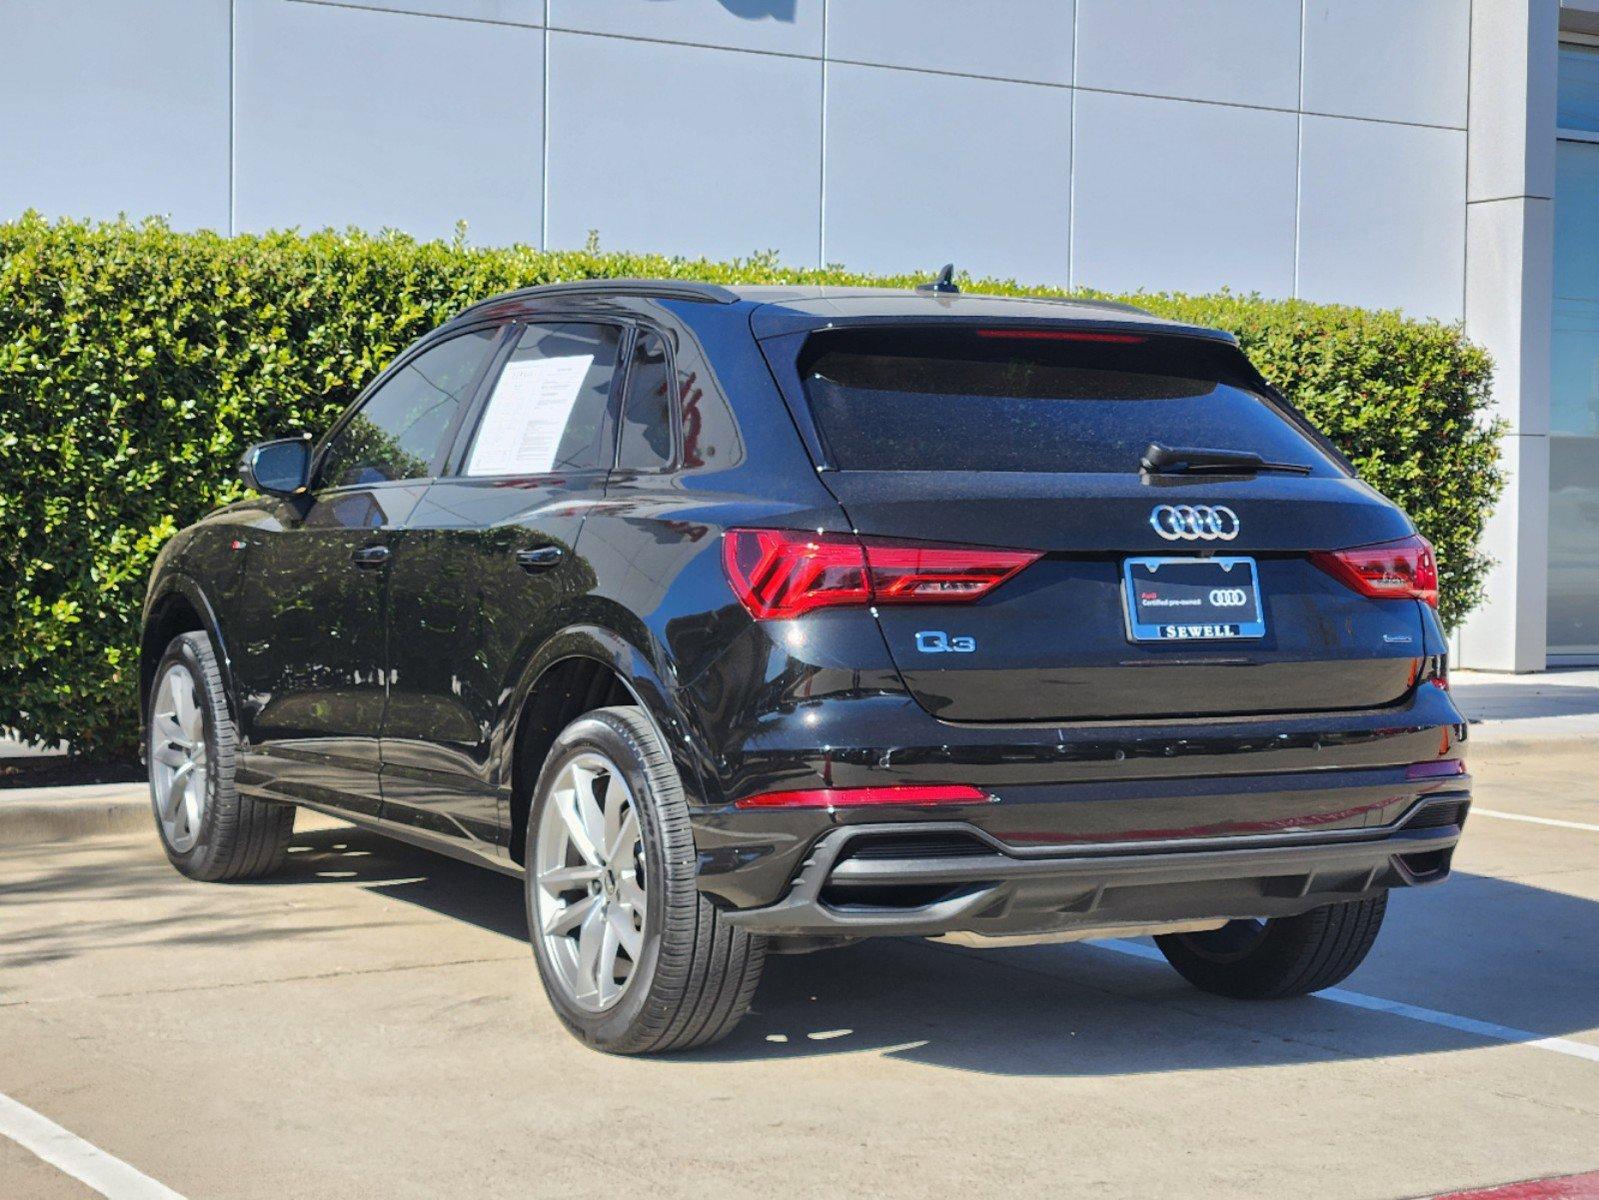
466 354 594 476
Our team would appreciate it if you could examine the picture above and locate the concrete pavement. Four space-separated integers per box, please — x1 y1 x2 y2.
2 741 1596 1199
1451 668 1599 744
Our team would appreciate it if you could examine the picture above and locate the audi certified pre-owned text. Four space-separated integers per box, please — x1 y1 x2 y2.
140 278 1469 1052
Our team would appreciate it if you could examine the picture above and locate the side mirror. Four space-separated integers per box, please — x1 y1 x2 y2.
239 436 312 497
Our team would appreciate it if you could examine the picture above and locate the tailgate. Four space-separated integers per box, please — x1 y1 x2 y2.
775 324 1429 723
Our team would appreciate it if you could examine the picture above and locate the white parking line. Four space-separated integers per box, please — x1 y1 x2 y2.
0 1092 186 1200
1090 939 1599 1065
1472 808 1599 835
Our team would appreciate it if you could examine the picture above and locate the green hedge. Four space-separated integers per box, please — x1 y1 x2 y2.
0 214 1501 758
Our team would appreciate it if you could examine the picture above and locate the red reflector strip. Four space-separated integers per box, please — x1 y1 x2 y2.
733 784 989 810
975 328 1146 344
1406 759 1466 780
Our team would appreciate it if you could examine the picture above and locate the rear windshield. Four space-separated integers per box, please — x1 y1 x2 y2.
798 328 1341 476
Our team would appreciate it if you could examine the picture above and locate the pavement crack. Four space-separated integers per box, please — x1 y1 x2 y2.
3 954 527 1006
1485 1086 1599 1119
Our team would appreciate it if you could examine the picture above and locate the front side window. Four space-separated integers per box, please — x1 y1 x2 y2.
463 323 621 476
318 329 498 488
618 330 675 471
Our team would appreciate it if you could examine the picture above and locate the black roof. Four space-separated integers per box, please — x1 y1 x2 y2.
449 279 1235 345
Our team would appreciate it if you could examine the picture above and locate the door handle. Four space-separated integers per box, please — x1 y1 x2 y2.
351 544 391 568
514 546 564 574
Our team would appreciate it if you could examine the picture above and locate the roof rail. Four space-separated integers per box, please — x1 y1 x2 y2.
454 277 740 321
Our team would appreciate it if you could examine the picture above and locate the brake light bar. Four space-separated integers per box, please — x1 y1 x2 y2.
722 529 1039 620
975 328 1146 344
1309 534 1439 609
734 784 989 810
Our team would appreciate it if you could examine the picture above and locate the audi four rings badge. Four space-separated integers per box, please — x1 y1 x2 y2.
1150 504 1240 541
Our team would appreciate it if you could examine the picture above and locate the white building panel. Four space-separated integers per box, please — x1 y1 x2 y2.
1075 0 1301 110
0 0 230 230
1297 115 1467 320
549 0 823 56
296 0 543 23
545 32 821 262
233 0 543 245
1301 0 1470 128
1071 91 1297 297
825 0 1074 85
823 64 1071 284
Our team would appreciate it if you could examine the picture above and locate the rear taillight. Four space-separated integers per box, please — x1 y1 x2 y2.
1310 534 1438 609
721 530 869 619
862 542 1040 603
722 529 1039 620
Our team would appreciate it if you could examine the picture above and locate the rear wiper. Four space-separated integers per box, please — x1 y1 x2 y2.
1141 442 1312 477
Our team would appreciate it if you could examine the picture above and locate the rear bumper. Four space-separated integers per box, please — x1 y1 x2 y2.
690 677 1470 909
720 794 1468 939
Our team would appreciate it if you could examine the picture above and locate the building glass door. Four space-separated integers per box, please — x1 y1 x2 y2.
1551 42 1599 659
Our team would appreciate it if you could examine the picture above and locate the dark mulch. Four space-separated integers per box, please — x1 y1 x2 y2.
0 754 144 790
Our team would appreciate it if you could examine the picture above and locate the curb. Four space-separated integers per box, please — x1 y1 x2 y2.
0 784 150 845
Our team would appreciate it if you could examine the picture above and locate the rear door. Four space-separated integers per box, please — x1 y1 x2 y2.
766 324 1427 723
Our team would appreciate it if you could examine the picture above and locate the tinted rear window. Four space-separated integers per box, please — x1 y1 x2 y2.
799 328 1340 476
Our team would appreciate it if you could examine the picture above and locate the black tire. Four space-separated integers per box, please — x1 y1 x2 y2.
525 705 765 1055
147 631 294 881
1154 894 1388 999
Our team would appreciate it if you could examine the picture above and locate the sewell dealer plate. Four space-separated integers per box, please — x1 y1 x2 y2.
1122 556 1266 642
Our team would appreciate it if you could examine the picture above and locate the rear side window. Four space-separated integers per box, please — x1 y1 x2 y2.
618 330 675 471
463 322 620 476
799 328 1339 476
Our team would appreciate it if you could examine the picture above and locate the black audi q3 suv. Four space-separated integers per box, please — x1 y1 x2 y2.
141 277 1470 1054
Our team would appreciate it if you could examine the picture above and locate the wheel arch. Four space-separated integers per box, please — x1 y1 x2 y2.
499 624 714 866
140 574 238 740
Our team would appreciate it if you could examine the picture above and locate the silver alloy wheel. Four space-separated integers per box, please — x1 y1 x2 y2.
533 752 648 1012
149 662 208 853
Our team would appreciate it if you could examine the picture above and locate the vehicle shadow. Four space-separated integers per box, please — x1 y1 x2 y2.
276 823 530 941
270 823 1599 1078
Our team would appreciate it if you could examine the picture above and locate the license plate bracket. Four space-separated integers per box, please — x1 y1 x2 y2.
1122 556 1266 642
